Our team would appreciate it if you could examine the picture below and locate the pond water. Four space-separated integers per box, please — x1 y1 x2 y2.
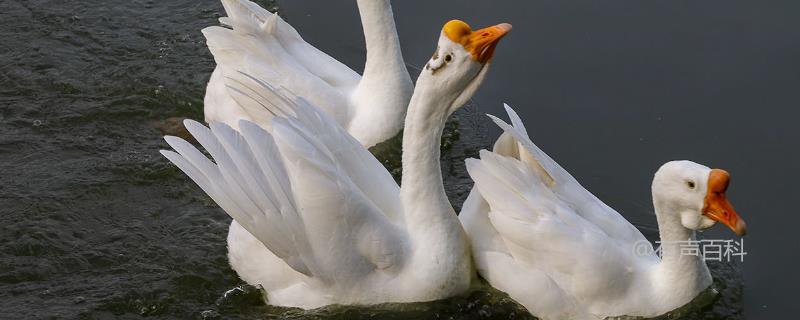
1 0 797 319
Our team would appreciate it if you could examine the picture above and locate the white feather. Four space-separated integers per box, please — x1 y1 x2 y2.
460 104 725 320
162 101 410 304
203 0 412 148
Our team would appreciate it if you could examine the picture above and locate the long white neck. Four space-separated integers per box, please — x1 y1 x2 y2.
400 84 452 223
356 0 407 83
650 195 712 311
349 0 413 147
397 75 471 296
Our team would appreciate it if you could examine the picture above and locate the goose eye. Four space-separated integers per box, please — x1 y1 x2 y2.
687 181 696 189
444 54 452 62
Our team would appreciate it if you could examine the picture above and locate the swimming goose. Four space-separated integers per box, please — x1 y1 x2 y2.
460 104 747 319
163 20 511 308
203 0 413 148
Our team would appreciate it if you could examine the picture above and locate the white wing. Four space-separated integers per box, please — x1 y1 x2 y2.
203 0 360 127
486 104 649 245
217 68 402 223
465 104 658 297
161 102 406 284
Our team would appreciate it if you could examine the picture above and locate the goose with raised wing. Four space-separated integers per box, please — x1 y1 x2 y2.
203 0 413 148
460 105 747 319
163 20 511 308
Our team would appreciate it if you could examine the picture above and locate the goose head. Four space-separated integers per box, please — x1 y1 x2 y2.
420 20 512 114
652 160 747 236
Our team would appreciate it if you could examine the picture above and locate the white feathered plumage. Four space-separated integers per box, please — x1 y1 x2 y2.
203 0 413 148
461 104 745 319
163 18 513 308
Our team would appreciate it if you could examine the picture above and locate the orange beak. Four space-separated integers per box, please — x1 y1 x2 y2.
443 20 512 63
702 169 747 236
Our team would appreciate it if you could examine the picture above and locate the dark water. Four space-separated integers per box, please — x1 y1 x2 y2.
1 0 797 318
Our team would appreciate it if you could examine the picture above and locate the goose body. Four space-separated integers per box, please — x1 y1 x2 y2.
164 20 511 308
460 105 747 319
203 0 413 148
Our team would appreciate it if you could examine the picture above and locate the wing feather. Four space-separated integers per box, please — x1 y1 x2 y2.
162 106 405 284
487 104 648 245
226 73 403 223
204 0 359 128
166 122 310 275
466 104 662 302
467 147 640 295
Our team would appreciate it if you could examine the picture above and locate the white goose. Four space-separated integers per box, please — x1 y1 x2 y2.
163 20 512 308
460 105 747 319
203 0 413 148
